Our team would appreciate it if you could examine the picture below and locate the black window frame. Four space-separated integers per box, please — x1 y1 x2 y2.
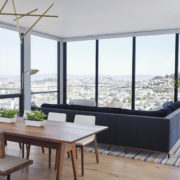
30 37 60 109
64 33 180 110
0 29 22 113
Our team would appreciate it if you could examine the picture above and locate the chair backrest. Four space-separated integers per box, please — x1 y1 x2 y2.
0 134 33 177
48 112 66 122
74 115 95 126
69 99 96 106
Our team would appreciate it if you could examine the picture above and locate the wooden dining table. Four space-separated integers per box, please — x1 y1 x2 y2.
0 118 108 180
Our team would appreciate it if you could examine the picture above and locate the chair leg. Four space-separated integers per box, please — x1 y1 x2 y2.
76 147 78 159
48 148 51 169
107 144 111 151
19 142 22 149
80 146 84 176
70 145 78 180
67 151 70 158
4 140 7 146
26 144 28 151
26 144 31 159
124 148 128 154
42 147 45 154
7 174 10 180
94 136 99 163
55 149 58 170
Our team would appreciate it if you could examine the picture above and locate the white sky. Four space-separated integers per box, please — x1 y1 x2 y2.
0 28 176 77
67 34 175 76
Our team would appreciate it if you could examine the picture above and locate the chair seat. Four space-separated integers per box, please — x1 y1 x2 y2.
76 135 95 146
0 155 32 173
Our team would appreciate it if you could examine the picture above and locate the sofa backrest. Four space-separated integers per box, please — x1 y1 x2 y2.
41 101 180 118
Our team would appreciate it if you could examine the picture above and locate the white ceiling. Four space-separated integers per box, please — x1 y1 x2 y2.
0 0 180 39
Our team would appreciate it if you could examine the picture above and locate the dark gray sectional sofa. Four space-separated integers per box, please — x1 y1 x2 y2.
38 102 180 154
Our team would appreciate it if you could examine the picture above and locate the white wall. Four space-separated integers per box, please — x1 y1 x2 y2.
60 41 64 104
24 34 31 111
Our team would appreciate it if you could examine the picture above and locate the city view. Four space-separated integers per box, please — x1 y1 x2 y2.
67 74 174 110
31 76 57 107
0 73 175 110
0 77 20 110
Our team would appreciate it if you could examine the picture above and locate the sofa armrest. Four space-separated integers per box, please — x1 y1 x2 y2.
165 108 180 150
165 108 180 119
114 114 170 152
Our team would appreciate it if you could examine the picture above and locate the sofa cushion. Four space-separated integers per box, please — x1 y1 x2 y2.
73 104 167 117
68 104 97 112
41 104 68 110
158 107 173 117
41 104 123 114
166 101 180 111
120 109 168 117
69 105 123 114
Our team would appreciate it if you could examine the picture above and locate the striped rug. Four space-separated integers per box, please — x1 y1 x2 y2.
84 144 180 167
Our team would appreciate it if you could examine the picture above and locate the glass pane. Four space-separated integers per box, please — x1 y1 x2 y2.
178 35 180 99
31 92 57 107
31 35 57 92
99 38 132 108
0 98 19 109
67 40 95 103
136 34 175 110
0 28 20 95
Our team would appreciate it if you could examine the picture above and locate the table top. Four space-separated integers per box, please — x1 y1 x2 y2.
0 119 108 143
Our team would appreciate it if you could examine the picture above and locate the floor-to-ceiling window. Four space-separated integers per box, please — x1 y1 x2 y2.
31 35 57 107
99 38 132 108
178 34 180 100
65 34 178 110
67 40 96 104
0 28 20 109
136 34 175 110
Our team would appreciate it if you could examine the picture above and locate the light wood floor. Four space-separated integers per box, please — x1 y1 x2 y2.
1 142 180 180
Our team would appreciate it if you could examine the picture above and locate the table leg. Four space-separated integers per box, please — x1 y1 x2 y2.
55 149 58 170
56 143 65 180
49 148 51 169
22 143 24 158
71 143 78 180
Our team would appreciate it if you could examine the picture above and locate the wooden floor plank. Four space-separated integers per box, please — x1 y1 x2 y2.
2 142 180 180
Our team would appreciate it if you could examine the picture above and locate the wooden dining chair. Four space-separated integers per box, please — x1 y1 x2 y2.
23 110 45 154
47 112 67 169
0 132 33 180
74 115 99 176
23 111 44 160
26 112 67 169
